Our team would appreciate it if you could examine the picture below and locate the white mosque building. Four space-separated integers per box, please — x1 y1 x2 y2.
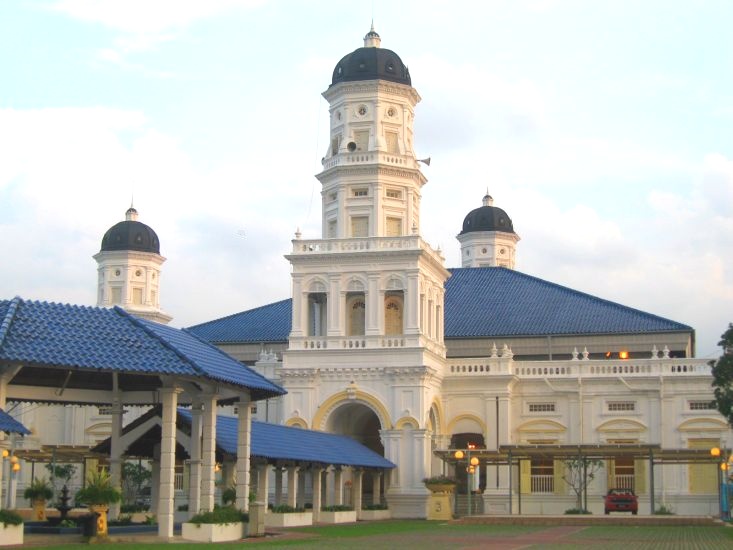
4 27 730 519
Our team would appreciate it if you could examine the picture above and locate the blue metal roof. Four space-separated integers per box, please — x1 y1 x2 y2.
0 408 30 435
0 297 285 399
187 299 291 344
178 409 394 469
187 268 691 343
444 267 691 338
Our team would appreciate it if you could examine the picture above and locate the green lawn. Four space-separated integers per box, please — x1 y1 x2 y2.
26 520 733 549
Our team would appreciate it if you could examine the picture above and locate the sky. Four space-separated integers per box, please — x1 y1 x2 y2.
0 0 731 358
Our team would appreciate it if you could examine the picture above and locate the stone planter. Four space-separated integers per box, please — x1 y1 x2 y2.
32 499 47 521
264 510 313 528
181 521 245 543
425 483 456 494
89 504 109 536
0 523 23 546
319 510 357 523
358 508 391 521
425 484 454 521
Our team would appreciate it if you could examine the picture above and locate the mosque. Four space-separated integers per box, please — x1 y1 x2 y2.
3 27 730 520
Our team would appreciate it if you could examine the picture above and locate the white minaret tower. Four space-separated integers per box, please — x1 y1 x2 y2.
281 27 450 518
456 192 520 268
93 206 172 324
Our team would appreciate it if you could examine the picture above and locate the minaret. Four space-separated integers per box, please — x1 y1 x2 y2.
283 27 450 518
93 206 172 324
456 191 520 268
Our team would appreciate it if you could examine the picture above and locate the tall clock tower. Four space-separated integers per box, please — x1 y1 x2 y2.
281 27 450 517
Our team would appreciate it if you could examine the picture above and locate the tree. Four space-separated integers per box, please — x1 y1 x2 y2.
121 461 152 505
562 457 604 511
45 463 77 502
711 323 733 428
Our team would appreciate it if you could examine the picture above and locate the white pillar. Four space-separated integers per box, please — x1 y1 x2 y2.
333 468 343 505
353 469 363 511
108 399 124 520
372 471 382 505
235 394 252 511
201 393 217 512
275 468 283 505
187 400 203 518
311 468 322 522
157 386 180 539
297 469 307 509
287 466 297 507
256 463 269 504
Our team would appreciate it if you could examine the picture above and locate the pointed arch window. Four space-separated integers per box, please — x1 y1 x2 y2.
347 293 366 336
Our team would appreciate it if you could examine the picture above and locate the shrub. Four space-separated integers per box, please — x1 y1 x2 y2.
221 486 236 505
422 475 457 485
143 514 157 525
321 504 353 512
654 504 675 515
0 509 23 527
270 504 305 513
564 508 592 514
188 506 248 525
75 469 122 506
121 504 148 513
109 514 132 526
23 477 54 501
362 503 388 510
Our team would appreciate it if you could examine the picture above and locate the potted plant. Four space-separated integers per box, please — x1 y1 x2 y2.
319 504 357 523
23 477 54 521
359 502 391 521
75 469 122 537
422 475 457 493
181 506 248 543
0 509 23 546
264 504 313 528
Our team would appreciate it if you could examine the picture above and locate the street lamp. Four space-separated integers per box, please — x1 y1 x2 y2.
711 447 730 521
454 444 480 516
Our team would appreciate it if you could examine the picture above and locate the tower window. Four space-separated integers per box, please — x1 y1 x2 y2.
386 217 402 237
132 288 144 305
386 189 402 199
111 287 122 304
351 216 368 238
354 130 369 151
353 189 368 197
385 131 398 153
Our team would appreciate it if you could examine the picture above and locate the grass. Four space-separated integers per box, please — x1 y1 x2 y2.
25 519 733 549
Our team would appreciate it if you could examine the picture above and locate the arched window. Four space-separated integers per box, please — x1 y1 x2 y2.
347 293 366 336
384 292 403 335
308 293 327 337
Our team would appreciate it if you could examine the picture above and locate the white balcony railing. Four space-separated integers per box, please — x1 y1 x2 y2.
446 356 711 379
531 475 554 493
613 474 635 490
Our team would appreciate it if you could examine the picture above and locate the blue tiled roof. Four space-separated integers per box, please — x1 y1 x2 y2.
179 409 394 469
0 297 285 399
187 299 291 344
445 268 692 338
187 268 691 343
0 408 30 435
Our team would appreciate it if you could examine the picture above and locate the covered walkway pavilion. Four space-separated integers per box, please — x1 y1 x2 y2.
436 443 724 515
0 297 286 537
93 407 395 521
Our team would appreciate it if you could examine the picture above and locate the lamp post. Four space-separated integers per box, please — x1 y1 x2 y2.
454 444 480 517
711 447 731 521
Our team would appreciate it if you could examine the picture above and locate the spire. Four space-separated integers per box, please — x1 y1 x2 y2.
364 22 381 48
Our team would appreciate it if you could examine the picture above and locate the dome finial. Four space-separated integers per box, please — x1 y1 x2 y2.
364 22 381 48
482 189 493 207
125 199 139 221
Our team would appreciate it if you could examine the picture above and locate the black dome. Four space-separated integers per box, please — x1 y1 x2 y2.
460 206 515 235
101 220 160 254
331 46 411 87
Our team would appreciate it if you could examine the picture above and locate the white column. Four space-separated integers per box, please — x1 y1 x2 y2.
311 468 322 522
366 274 380 335
286 466 298 507
372 472 382 505
352 469 363 511
187 400 203 518
406 272 420 335
333 468 343 505
108 399 124 520
297 469 307 509
201 393 217 512
275 468 283 505
327 274 341 336
157 386 180 539
256 463 269 504
236 393 252 511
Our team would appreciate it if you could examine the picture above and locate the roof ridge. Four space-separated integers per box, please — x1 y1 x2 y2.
181 326 285 390
449 267 690 330
0 296 23 349
187 298 292 330
112 306 206 377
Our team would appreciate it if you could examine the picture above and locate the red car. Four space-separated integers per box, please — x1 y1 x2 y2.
604 488 638 514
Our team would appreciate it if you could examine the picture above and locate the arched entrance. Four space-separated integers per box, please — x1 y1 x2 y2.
325 402 385 504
